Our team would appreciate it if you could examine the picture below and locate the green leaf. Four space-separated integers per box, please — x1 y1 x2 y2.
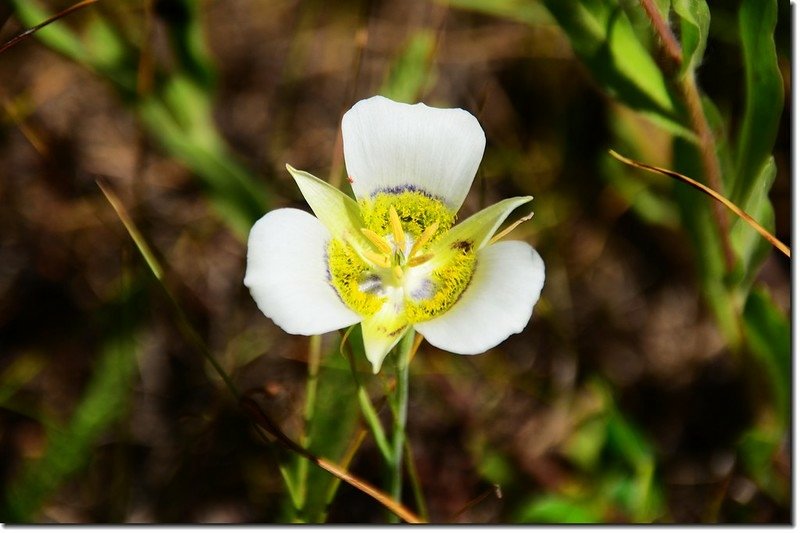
541 0 685 136
742 288 789 426
738 426 788 503
515 494 603 524
563 416 608 471
292 350 361 523
442 0 553 25
730 158 777 287
381 30 436 104
732 0 783 205
672 0 710 75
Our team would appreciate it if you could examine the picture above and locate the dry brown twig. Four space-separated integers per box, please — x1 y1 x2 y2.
0 0 99 55
609 150 790 258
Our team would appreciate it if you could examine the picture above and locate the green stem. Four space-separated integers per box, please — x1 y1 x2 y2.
296 334 322 514
388 329 415 522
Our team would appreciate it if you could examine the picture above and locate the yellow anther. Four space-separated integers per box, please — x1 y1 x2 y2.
362 249 391 268
490 212 534 245
409 221 439 258
360 228 393 255
388 206 406 251
393 265 405 281
408 253 434 267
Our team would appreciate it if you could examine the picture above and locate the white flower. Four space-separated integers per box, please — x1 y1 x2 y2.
245 96 545 373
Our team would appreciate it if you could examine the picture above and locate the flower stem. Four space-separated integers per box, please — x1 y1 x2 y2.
388 329 415 522
638 0 735 272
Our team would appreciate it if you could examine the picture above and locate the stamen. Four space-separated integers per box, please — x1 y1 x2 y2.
489 212 534 245
407 253 434 267
393 265 405 281
408 221 439 258
389 206 407 251
360 228 393 255
362 248 391 268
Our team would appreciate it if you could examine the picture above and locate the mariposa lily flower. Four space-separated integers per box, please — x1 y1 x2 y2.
245 96 545 373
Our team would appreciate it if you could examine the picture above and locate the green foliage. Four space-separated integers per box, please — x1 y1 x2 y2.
514 381 663 523
381 30 436 104
516 494 603 524
4 324 139 522
289 351 360 522
439 0 553 25
672 0 710 75
732 0 783 205
540 0 691 139
742 289 790 425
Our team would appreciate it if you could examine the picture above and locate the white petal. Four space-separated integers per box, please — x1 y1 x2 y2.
415 241 545 355
245 208 360 335
342 95 486 210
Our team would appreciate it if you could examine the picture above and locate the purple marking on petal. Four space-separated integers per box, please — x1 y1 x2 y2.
410 279 435 301
371 184 442 202
323 243 332 282
359 274 383 294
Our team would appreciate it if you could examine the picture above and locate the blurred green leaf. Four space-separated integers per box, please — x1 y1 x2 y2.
84 14 128 73
137 83 269 239
515 494 603 524
672 0 710 75
563 416 607 471
442 0 553 25
289 349 360 523
0 354 45 407
732 0 783 205
738 426 787 503
605 108 680 227
540 0 690 139
4 332 138 522
476 447 515 486
742 288 789 425
159 0 216 88
381 30 436 104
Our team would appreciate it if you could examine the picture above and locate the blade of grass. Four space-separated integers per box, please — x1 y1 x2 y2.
405 440 429 521
608 150 790 258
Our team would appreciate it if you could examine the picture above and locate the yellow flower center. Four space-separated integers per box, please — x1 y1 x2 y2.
327 190 477 322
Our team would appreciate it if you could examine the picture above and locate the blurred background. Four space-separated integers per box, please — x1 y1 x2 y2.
0 0 790 524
